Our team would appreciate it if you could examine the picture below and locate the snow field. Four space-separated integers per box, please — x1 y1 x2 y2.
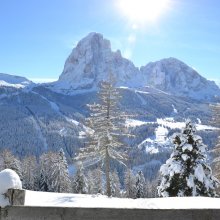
24 190 220 209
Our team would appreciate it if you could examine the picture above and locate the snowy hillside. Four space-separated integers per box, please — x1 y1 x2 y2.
24 190 220 209
127 117 218 156
0 73 33 89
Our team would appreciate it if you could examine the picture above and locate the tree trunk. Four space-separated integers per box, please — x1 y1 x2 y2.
105 146 111 197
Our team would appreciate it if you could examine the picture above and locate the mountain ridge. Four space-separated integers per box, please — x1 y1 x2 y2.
1 32 219 101
47 32 220 101
140 57 220 100
0 73 33 89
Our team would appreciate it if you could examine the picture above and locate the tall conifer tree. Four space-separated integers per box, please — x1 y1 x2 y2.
158 120 218 197
76 75 128 197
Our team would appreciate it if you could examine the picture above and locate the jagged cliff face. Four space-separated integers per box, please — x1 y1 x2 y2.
140 58 220 100
58 33 141 90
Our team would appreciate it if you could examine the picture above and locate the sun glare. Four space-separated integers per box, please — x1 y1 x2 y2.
117 0 170 27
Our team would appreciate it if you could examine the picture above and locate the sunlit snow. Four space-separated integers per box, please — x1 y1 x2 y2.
24 191 220 209
0 169 22 207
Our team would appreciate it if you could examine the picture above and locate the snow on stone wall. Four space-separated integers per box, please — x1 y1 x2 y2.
0 169 22 207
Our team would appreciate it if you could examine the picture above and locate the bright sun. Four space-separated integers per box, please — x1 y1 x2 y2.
117 0 170 27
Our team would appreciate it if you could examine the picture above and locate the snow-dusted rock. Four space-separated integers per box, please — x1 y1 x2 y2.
53 32 142 92
140 58 220 100
0 169 22 207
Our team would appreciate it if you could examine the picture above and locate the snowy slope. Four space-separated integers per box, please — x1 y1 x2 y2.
25 190 220 209
127 117 218 155
0 73 33 88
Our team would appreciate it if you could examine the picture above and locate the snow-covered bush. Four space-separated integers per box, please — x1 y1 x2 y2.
158 120 218 197
0 169 22 207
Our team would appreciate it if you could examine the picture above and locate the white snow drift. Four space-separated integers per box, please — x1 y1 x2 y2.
0 169 22 207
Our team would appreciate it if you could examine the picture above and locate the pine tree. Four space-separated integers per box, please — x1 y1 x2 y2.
135 170 146 198
110 170 121 197
0 149 22 179
50 148 71 193
146 173 160 198
124 168 136 198
158 120 218 197
87 168 103 194
76 75 129 197
93 168 103 194
22 156 38 190
73 163 88 194
39 170 49 192
39 152 55 192
87 170 94 194
39 150 71 192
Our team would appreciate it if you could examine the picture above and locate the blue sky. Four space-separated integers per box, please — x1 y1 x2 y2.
0 0 219 84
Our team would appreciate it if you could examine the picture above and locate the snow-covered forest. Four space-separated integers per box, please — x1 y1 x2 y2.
0 80 220 198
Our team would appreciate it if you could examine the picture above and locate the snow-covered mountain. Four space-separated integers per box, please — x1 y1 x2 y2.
140 58 220 100
0 73 33 89
49 33 220 101
53 33 141 93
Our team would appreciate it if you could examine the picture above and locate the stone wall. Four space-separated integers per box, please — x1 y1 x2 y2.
5 189 26 206
1 206 220 220
1 189 220 220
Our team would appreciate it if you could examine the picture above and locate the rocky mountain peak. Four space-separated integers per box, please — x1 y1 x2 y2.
57 32 140 91
76 32 111 51
140 58 220 100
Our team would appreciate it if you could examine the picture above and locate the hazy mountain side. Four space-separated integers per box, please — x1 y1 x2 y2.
0 84 214 160
33 86 96 117
0 90 85 159
0 105 45 157
35 85 213 123
0 86 19 97
118 87 212 123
